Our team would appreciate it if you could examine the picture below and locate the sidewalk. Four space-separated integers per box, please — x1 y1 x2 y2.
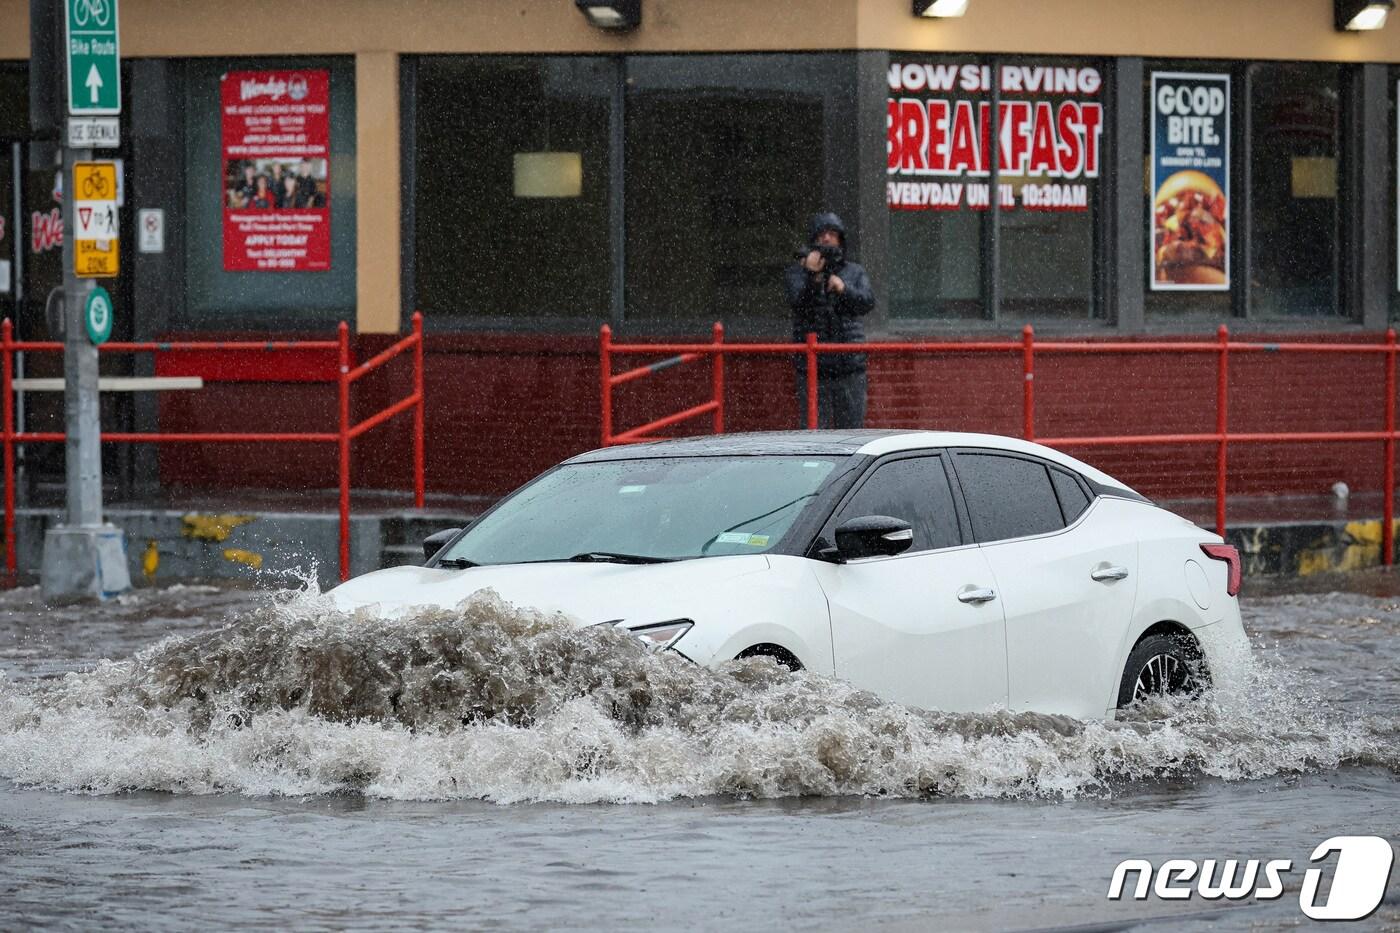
1164 490 1395 577
6 489 483 588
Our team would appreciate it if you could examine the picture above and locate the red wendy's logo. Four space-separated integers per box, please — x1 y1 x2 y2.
31 208 63 254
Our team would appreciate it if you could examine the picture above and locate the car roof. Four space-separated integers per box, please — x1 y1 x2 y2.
566 430 1136 494
566 430 905 461
853 431 1131 491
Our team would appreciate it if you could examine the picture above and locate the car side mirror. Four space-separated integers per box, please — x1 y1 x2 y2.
423 528 463 561
834 515 914 560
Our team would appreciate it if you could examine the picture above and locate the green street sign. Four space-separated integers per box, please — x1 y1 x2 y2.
65 0 120 116
85 286 114 345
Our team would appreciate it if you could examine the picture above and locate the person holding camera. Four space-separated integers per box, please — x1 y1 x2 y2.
785 212 876 429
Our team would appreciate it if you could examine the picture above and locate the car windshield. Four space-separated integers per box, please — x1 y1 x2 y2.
439 455 841 565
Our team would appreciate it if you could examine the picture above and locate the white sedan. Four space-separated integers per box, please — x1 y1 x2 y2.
332 431 1249 719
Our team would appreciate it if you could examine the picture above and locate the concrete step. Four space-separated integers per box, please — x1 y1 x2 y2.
379 513 475 547
379 543 426 569
9 505 476 589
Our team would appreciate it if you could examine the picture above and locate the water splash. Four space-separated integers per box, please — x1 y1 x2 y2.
0 590 1394 804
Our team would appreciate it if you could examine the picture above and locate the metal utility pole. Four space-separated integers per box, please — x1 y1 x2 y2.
59 157 101 516
33 0 130 601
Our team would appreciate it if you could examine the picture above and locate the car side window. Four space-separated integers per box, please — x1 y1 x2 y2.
954 452 1064 543
834 456 961 552
1050 467 1091 523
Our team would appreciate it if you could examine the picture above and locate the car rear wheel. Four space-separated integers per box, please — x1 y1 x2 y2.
1116 632 1201 709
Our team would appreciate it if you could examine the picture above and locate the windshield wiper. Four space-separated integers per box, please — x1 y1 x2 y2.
437 557 479 568
719 493 818 536
700 492 819 555
567 551 674 565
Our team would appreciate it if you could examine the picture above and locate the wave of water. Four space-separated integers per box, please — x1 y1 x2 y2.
0 588 1395 804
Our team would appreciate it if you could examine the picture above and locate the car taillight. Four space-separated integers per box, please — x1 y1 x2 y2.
1200 543 1241 597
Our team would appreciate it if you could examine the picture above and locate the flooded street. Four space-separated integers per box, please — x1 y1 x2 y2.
0 577 1397 931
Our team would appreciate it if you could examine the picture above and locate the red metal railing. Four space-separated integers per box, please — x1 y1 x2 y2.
2 312 427 585
601 323 1400 565
600 322 726 445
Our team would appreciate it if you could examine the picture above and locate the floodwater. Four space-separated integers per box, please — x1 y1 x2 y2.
0 575 1397 931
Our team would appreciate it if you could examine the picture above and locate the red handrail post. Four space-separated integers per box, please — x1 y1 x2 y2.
337 321 351 582
0 320 431 585
1385 328 1396 566
2 319 14 583
600 324 613 445
1022 324 1035 441
412 311 426 509
805 332 818 430
1215 325 1229 539
712 321 725 434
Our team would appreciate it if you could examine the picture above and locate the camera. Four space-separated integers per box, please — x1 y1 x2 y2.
795 243 844 273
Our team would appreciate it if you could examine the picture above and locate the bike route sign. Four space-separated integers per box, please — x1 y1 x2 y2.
85 286 114 345
65 0 120 116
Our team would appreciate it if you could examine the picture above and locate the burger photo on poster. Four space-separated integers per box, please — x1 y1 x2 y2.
1153 169 1227 286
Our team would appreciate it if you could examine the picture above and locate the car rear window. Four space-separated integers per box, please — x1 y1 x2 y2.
954 452 1064 543
1050 467 1092 523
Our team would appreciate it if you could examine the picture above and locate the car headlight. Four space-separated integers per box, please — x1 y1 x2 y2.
623 619 694 651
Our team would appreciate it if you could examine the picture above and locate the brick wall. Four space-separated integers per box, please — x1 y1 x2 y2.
155 330 1394 502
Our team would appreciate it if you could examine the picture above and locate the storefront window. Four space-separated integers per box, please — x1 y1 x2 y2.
1248 63 1342 318
0 143 13 318
0 67 26 139
623 54 851 324
183 58 357 324
1391 71 1399 322
998 57 1102 319
414 57 613 321
888 207 984 319
0 66 23 322
886 57 1106 321
887 59 986 319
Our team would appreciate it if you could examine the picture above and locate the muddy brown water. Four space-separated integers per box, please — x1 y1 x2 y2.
0 574 1397 931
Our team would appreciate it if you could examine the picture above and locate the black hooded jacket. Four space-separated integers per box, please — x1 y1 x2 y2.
785 212 876 375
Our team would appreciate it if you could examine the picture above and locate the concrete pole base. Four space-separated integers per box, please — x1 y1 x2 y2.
40 524 134 604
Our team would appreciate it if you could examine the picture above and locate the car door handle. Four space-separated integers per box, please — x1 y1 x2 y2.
1091 566 1130 582
957 586 997 604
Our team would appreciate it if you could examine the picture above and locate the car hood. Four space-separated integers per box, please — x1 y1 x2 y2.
330 555 771 624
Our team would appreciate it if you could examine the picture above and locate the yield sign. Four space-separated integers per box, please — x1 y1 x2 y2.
73 162 119 240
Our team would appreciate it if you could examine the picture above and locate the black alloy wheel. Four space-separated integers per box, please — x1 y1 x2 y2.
1116 632 1202 709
